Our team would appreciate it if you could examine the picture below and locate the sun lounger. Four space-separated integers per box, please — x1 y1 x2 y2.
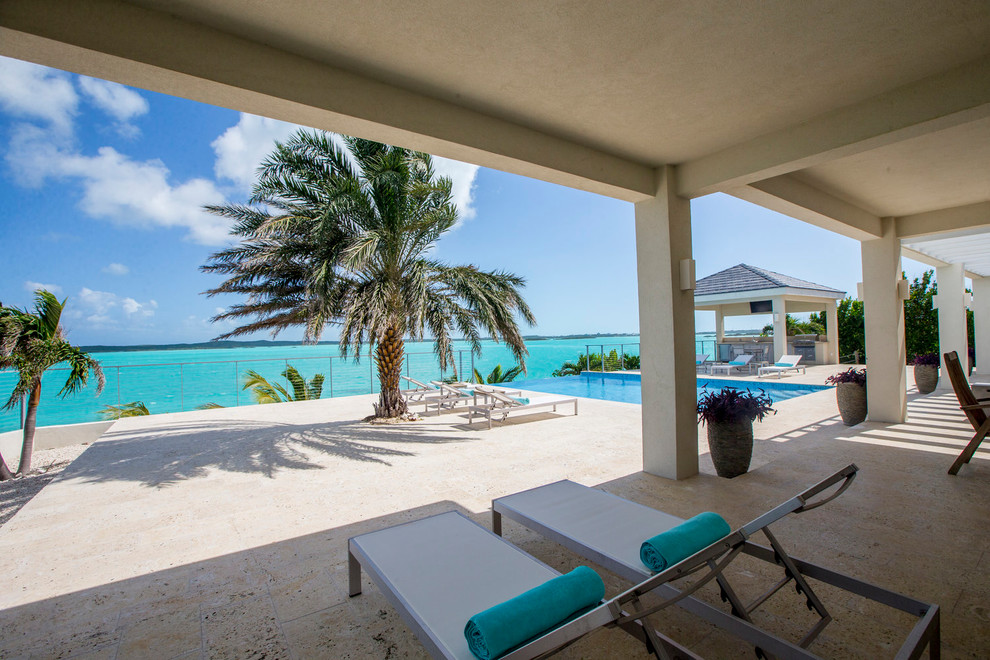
696 353 711 373
468 386 577 430
491 464 940 659
943 350 990 475
757 355 806 378
348 511 702 659
401 376 448 410
425 382 523 414
708 353 753 376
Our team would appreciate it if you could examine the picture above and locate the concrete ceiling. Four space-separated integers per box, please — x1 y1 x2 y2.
1 0 989 270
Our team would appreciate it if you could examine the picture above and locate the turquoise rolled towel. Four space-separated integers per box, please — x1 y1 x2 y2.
640 512 731 572
509 396 530 405
464 566 604 660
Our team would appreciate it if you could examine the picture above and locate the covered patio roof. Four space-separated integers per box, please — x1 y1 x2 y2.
2 1 988 476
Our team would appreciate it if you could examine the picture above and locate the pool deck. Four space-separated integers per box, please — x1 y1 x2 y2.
0 370 987 658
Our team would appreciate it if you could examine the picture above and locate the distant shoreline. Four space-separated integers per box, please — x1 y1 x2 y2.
81 330 762 353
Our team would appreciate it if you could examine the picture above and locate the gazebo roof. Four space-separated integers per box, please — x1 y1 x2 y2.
695 264 844 297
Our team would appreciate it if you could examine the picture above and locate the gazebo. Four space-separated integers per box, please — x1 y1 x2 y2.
694 264 845 365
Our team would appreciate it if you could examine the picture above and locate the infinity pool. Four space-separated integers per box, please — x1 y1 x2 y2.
510 372 830 405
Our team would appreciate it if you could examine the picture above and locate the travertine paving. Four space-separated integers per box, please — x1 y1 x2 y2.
0 378 986 659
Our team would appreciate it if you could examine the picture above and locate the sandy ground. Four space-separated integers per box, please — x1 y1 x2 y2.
0 443 90 528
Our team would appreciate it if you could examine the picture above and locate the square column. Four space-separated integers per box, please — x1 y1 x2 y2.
861 218 906 422
935 263 968 389
973 277 990 379
635 165 697 480
771 297 787 361
825 300 839 364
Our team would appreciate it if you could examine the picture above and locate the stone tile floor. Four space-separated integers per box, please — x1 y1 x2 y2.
0 381 986 659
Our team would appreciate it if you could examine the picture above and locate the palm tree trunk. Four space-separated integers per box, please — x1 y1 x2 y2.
17 383 41 475
373 327 407 418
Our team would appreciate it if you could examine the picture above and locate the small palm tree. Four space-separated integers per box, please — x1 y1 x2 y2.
99 401 150 419
473 364 523 384
243 365 324 404
203 131 534 418
0 291 104 478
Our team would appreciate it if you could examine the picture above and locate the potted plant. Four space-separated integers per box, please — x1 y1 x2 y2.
826 368 867 426
911 353 939 394
697 387 775 478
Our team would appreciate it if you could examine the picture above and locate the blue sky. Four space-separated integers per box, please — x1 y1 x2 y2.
0 56 932 346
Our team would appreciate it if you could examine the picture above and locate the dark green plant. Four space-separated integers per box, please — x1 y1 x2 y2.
202 130 534 419
825 368 866 386
697 387 775 425
100 401 151 419
473 364 523 384
552 351 639 377
243 365 324 404
761 314 825 337
0 291 105 479
904 270 939 361
911 353 939 367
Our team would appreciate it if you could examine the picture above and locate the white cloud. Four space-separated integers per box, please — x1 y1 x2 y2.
0 56 77 133
212 114 300 191
24 281 62 295
102 263 130 276
73 287 156 328
8 133 232 245
78 77 148 122
432 157 480 222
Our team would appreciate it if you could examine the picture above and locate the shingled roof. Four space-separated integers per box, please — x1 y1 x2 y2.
694 264 844 297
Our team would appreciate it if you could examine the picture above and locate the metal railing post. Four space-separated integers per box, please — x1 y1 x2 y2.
586 345 590 374
329 357 334 398
179 364 184 412
601 345 605 373
620 343 625 370
471 352 475 383
116 366 121 404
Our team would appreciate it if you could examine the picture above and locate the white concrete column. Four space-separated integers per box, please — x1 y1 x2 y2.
771 297 787 361
861 218 906 422
635 165 697 480
973 277 990 379
825 300 839 364
715 309 725 343
935 262 968 388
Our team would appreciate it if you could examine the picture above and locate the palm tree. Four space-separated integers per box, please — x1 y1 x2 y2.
242 365 324 404
0 291 104 478
202 131 534 418
99 401 150 419
473 364 523 384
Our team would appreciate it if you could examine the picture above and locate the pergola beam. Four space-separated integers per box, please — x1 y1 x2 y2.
677 55 990 199
896 201 990 240
0 0 657 202
728 175 882 240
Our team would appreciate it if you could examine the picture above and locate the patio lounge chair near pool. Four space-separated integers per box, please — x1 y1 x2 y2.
468 386 577 430
490 464 940 659
757 355 805 378
708 353 753 375
348 465 939 659
943 350 990 475
696 353 711 373
348 511 699 659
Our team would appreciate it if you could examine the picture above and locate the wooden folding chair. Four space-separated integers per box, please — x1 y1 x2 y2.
943 351 990 474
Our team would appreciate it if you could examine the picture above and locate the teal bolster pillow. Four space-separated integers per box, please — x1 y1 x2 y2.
464 566 604 660
640 512 731 572
729 360 745 365
509 396 530 405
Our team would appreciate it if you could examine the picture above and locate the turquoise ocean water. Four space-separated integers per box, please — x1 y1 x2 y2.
2 334 726 431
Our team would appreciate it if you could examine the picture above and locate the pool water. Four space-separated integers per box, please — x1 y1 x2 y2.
510 372 830 405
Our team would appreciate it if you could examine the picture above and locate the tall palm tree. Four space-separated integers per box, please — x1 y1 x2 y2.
0 291 104 478
202 131 534 418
